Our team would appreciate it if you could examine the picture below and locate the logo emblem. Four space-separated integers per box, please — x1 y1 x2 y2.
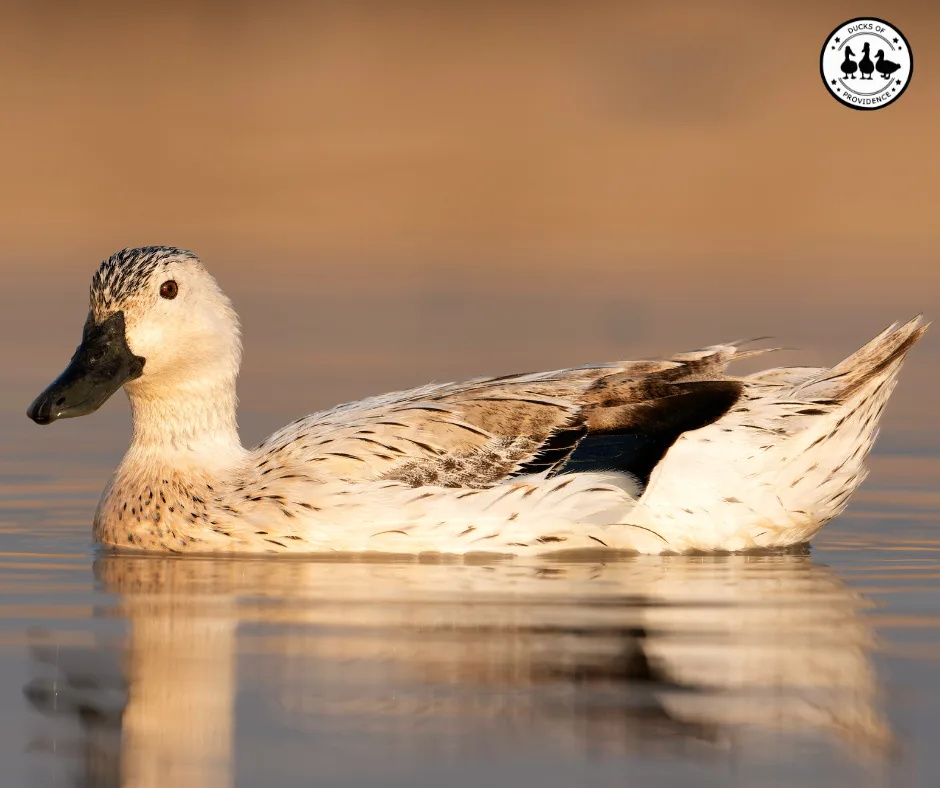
820 18 912 110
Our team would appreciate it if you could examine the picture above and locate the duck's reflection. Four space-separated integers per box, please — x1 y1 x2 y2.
26 552 891 786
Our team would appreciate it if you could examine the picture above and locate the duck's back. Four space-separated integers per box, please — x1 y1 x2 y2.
250 353 745 491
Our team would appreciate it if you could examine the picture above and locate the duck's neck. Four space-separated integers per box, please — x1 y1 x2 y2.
124 372 246 469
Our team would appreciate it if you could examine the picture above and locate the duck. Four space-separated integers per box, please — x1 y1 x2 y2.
875 50 901 80
859 42 875 80
26 247 926 555
841 47 858 79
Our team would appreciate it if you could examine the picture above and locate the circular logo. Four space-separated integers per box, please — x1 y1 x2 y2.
820 18 913 110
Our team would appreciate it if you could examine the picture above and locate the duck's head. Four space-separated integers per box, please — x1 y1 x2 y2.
845 46 855 55
27 247 240 425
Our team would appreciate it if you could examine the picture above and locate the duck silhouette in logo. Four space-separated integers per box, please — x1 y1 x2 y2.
841 47 858 79
858 43 875 79
875 50 901 79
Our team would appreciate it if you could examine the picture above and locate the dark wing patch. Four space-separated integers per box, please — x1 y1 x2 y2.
540 380 742 491
556 433 676 490
513 424 589 476
581 380 743 435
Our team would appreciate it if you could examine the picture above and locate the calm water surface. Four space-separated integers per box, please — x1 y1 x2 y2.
1 313 938 788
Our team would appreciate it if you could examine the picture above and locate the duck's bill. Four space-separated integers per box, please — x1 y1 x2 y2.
27 312 145 425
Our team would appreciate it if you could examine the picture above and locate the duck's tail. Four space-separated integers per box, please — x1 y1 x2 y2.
624 317 927 552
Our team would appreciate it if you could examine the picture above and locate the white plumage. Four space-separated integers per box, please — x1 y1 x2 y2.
28 248 927 555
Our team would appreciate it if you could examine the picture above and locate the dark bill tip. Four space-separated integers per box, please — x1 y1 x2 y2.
27 393 59 425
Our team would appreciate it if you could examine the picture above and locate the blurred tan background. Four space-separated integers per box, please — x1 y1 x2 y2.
0 0 936 451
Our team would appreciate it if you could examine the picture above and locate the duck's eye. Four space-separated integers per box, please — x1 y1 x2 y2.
89 348 107 365
159 280 178 300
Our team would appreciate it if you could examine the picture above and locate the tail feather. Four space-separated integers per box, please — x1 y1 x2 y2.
797 316 927 401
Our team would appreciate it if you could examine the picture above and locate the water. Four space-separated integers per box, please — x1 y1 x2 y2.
3 1 939 784
0 413 938 787
1 277 938 787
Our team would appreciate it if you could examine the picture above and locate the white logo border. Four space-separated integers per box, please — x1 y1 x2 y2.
820 17 914 111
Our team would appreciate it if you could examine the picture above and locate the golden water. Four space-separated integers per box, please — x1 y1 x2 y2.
2 299 938 787
1 2 938 785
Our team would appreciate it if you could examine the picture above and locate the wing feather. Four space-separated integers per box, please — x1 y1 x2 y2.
253 346 752 489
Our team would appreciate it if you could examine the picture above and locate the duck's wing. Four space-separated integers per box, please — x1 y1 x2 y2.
255 345 753 490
